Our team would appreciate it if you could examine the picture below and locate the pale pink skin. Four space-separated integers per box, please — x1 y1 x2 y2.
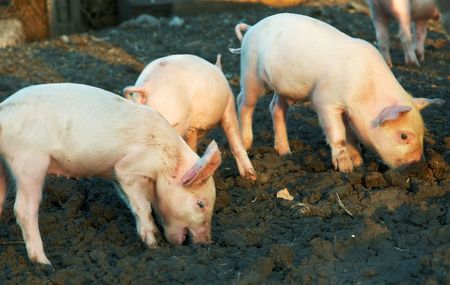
0 83 222 265
366 0 440 67
231 13 445 173
123 54 256 181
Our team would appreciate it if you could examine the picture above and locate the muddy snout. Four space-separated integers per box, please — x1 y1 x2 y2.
394 149 424 168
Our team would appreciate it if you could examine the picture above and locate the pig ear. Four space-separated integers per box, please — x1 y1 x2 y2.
412 98 445 111
122 86 148 104
181 140 222 187
374 105 412 127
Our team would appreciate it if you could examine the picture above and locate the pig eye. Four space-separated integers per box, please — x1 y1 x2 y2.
400 133 408 140
197 200 206 209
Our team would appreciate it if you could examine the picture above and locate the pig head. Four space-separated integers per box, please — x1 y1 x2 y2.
349 96 445 168
153 141 221 245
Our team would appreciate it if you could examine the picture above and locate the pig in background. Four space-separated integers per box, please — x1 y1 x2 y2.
365 0 440 67
230 13 445 173
123 54 257 181
0 83 221 265
434 0 450 33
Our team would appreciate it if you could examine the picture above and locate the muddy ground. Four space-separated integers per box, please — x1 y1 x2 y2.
0 0 449 284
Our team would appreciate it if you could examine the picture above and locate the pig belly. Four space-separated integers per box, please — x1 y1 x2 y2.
46 151 118 178
411 0 439 20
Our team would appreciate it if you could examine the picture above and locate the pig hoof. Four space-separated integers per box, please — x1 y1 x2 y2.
332 150 354 173
31 255 52 266
244 168 257 181
405 56 420 67
140 230 159 248
275 146 292 156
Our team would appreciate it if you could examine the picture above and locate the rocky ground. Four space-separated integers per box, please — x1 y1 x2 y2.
0 0 448 284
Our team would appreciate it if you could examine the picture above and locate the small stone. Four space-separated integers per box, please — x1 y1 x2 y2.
269 244 294 269
120 14 160 28
169 16 184 27
363 268 377 277
364 172 387 188
384 169 410 189
61 35 69 43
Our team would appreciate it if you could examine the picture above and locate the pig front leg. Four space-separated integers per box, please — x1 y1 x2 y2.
115 153 159 248
344 115 363 168
370 12 393 67
221 94 256 180
315 105 354 173
10 153 51 265
414 20 428 61
270 93 291 155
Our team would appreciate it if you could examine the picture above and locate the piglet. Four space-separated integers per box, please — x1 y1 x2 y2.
366 0 440 67
123 54 256 181
0 83 221 265
230 13 444 173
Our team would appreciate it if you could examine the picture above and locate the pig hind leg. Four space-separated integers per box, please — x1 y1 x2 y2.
221 94 256 180
370 12 393 67
115 152 159 248
392 4 420 66
9 153 51 265
269 93 291 155
237 73 265 150
414 20 428 61
185 128 199 152
315 104 354 173
0 162 8 217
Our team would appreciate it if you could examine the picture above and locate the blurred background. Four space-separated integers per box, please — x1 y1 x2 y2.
0 0 366 47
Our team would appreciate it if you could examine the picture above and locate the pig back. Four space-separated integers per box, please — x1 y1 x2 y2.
0 83 179 174
137 54 231 133
243 13 369 100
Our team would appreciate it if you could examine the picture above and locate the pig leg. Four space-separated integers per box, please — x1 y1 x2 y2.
115 152 159 248
10 154 51 265
369 11 393 67
0 164 7 217
269 93 291 155
315 105 353 173
414 20 428 61
221 94 256 180
392 3 420 66
185 128 198 152
344 117 363 168
237 73 265 150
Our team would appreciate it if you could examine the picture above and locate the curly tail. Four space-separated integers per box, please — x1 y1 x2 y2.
228 23 251 55
215 54 222 70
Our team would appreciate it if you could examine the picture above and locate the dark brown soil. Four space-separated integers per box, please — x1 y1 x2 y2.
0 1 449 284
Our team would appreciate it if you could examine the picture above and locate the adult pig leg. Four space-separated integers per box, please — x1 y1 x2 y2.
115 151 159 248
414 20 428 61
10 153 51 265
315 104 353 173
221 94 256 180
270 93 291 155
